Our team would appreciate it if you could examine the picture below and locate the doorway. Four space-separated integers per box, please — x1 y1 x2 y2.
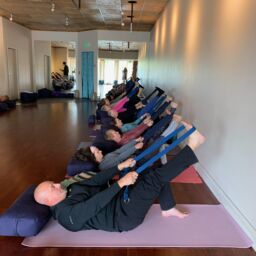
44 55 50 88
7 48 19 99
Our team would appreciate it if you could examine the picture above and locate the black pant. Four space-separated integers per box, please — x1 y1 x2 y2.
116 146 198 231
136 153 175 211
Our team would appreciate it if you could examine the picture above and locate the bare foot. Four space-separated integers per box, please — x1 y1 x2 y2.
171 102 178 109
173 114 182 123
166 96 173 102
181 121 206 151
162 207 189 218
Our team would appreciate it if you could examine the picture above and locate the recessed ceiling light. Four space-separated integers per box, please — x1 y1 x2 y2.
65 16 69 26
51 2 55 12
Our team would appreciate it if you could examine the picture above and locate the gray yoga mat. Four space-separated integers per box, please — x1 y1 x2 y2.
22 204 252 248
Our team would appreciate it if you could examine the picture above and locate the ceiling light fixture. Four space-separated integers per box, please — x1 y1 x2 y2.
65 16 69 26
120 4 124 27
127 0 137 32
51 2 55 12
9 13 13 22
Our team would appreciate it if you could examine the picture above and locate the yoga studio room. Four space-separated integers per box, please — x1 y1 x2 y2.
0 0 255 256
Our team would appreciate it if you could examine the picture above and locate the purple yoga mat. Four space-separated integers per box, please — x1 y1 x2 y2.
22 204 252 248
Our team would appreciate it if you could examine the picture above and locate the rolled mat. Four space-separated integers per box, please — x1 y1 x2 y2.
22 204 252 248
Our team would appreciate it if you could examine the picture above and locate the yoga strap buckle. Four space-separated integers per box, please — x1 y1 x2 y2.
124 198 130 204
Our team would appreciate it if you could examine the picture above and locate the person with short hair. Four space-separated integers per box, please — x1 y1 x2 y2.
61 61 69 78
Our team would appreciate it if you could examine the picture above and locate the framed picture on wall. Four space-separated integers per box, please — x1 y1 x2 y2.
72 0 81 9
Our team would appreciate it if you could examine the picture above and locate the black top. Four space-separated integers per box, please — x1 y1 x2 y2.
63 65 69 76
51 166 122 232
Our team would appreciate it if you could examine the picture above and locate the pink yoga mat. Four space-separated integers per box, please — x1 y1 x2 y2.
171 166 203 184
22 204 252 248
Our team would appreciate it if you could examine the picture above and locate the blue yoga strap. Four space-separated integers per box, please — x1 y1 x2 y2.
123 125 196 202
120 124 186 178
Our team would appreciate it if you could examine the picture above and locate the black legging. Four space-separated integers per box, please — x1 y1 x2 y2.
115 146 198 231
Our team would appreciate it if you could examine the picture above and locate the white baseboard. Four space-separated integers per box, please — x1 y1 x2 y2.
196 163 256 251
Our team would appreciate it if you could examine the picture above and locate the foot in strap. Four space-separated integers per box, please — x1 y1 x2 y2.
182 121 206 151
172 114 182 123
170 102 178 109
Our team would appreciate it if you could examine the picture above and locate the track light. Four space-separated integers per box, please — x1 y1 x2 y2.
9 13 13 22
65 16 69 26
51 2 55 12
128 1 137 32
121 21 125 26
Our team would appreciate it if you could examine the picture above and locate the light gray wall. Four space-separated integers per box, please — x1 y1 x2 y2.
99 50 138 60
137 42 149 86
0 17 8 95
138 0 256 247
98 30 150 42
0 17 33 96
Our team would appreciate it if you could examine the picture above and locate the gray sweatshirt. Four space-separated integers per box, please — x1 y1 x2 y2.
99 140 137 171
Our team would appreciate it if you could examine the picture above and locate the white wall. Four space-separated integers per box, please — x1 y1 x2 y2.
137 42 149 86
34 41 51 89
0 17 8 95
139 0 256 247
0 17 33 95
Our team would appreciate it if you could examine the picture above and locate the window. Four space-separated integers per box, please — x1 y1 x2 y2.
97 58 137 98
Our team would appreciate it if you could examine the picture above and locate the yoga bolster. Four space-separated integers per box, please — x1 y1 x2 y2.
37 88 52 98
0 102 9 112
0 185 51 236
67 159 98 176
88 114 96 127
5 100 16 108
20 92 38 103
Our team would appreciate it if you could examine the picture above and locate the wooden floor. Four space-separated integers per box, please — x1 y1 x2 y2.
0 99 255 256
